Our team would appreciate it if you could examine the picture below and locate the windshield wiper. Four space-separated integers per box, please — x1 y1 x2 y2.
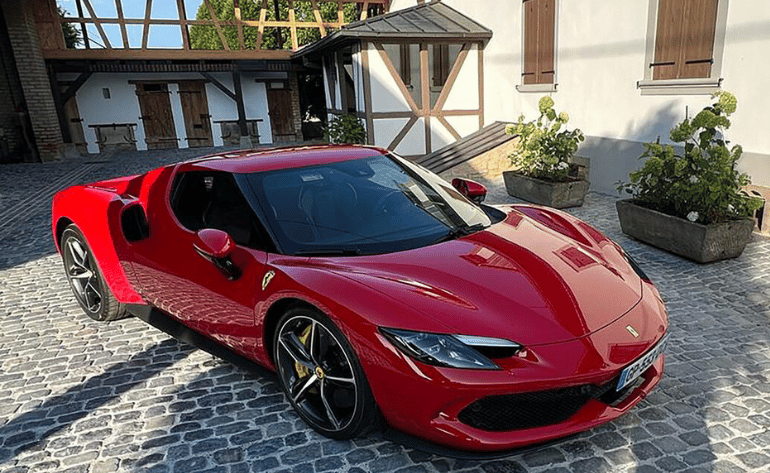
294 248 363 256
430 223 486 245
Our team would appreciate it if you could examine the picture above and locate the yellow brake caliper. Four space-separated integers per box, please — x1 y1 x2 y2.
295 324 312 379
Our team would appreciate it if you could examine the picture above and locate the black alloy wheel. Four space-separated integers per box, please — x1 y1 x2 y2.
61 224 127 322
274 307 379 439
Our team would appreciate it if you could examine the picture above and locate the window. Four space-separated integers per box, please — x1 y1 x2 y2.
640 0 726 94
519 0 556 91
651 0 718 80
170 171 272 251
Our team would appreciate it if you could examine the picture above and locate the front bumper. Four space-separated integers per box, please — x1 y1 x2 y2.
360 283 668 452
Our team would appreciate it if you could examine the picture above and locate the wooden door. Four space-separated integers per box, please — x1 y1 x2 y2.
60 86 88 155
267 88 295 141
179 81 213 148
136 83 178 150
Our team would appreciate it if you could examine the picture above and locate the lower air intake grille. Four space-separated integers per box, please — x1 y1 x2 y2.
458 380 618 432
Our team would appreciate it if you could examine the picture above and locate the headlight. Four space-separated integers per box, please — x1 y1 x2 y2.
380 328 521 370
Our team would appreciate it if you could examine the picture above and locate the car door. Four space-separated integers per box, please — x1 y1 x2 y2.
129 166 270 359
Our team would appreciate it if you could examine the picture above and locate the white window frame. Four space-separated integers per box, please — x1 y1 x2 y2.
638 0 729 95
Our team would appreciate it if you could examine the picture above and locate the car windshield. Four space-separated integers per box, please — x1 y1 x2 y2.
242 153 493 256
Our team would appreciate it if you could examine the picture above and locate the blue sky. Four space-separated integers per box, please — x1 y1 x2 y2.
57 0 206 48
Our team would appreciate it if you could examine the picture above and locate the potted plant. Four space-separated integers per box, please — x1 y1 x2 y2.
502 96 588 208
616 91 762 263
324 114 366 144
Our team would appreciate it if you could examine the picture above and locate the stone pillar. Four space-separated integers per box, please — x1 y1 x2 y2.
288 72 304 142
1 0 63 161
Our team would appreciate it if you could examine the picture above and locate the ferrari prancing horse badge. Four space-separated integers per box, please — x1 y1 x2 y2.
262 270 275 291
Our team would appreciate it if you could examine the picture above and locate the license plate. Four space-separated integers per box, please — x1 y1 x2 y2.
616 334 669 391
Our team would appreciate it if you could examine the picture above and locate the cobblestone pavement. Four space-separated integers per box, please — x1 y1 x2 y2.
1 148 770 473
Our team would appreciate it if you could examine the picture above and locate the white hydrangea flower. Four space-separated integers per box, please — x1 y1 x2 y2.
558 162 569 170
689 175 699 184
687 211 699 222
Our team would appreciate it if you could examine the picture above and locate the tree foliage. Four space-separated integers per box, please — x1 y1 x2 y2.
189 0 359 50
59 7 81 49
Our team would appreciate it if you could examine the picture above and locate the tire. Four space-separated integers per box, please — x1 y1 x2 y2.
60 224 128 322
273 307 380 439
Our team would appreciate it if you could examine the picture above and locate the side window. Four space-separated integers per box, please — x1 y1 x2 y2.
170 171 272 251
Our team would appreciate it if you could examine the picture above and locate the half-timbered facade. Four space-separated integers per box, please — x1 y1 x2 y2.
295 2 490 157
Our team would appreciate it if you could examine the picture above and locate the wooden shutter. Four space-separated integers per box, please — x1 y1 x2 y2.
400 44 411 86
653 0 717 80
682 0 718 78
522 0 538 84
522 0 555 85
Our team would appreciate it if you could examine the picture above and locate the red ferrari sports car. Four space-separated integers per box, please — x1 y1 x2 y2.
52 145 668 452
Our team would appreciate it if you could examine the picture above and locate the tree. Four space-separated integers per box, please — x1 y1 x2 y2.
59 7 81 49
189 0 359 50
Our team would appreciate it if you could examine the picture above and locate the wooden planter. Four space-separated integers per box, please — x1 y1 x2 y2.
502 171 589 208
616 199 755 263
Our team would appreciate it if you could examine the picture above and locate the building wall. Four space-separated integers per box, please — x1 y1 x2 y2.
0 6 26 162
66 72 280 153
390 0 770 193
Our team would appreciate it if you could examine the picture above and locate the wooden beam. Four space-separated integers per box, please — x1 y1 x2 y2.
81 0 112 48
48 65 71 143
232 69 248 136
115 0 130 49
388 115 418 151
256 0 268 50
142 0 152 50
234 0 244 50
203 0 231 50
338 0 344 24
432 43 470 113
478 43 484 128
373 42 420 113
361 1 370 20
436 115 461 141
311 0 326 37
420 43 431 153
361 42 374 144
200 72 236 101
288 0 299 50
75 0 90 49
440 110 480 116
61 71 93 104
43 48 293 60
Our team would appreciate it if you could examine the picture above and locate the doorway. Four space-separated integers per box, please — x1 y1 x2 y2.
136 82 178 150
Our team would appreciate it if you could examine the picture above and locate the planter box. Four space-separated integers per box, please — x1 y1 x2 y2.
502 171 589 208
616 199 755 263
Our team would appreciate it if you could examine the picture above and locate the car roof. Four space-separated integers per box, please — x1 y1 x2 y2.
179 144 389 174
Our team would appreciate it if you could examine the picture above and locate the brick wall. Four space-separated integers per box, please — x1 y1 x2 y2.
288 72 304 142
0 6 27 162
1 0 63 161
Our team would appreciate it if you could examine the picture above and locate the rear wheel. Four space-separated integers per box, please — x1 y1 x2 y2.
274 307 380 439
61 224 128 322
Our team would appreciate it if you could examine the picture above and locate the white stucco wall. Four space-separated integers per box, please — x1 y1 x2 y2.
390 0 770 192
367 43 413 113
69 71 277 153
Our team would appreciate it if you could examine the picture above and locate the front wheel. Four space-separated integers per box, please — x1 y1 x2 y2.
273 307 380 439
61 224 128 322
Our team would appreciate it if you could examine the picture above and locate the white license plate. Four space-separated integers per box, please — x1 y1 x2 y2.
616 334 669 391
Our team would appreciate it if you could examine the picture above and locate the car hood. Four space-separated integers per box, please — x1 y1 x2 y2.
312 207 643 346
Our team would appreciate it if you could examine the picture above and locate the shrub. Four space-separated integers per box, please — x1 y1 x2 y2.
617 91 762 225
323 114 366 144
505 96 584 182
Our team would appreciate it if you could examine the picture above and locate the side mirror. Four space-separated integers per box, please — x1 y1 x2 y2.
193 229 242 280
452 178 487 204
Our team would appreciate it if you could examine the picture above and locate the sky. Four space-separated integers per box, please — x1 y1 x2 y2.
57 0 206 48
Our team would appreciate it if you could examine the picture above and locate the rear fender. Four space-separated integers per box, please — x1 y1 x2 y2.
53 185 145 304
